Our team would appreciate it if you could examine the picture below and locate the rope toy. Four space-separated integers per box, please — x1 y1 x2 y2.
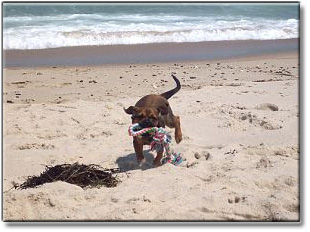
128 123 182 166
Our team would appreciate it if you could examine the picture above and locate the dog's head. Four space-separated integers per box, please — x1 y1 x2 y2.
124 106 167 128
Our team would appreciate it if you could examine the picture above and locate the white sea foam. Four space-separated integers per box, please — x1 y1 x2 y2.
3 13 299 50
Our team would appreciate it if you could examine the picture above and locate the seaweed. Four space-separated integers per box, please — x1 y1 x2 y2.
17 163 120 189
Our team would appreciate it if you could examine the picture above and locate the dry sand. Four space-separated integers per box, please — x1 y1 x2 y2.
2 52 299 221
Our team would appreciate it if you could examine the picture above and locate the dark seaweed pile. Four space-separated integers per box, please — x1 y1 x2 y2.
18 163 120 189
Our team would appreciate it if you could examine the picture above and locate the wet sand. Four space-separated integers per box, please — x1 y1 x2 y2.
3 39 298 67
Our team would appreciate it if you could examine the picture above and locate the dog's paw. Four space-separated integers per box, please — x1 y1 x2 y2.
175 132 183 144
153 160 162 168
138 158 146 167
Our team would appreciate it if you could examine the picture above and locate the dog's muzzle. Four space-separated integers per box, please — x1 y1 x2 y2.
139 118 154 128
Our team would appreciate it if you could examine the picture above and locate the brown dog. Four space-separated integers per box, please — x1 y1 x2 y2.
124 74 182 167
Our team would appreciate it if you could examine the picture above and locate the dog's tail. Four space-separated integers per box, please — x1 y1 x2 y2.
160 74 181 100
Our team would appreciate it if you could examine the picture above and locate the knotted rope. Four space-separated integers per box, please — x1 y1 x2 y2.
128 123 182 165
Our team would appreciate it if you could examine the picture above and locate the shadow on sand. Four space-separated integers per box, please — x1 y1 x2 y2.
116 149 155 172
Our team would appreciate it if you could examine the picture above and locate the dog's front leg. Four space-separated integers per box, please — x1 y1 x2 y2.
133 138 145 166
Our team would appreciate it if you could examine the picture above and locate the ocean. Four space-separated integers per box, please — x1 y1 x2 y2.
3 3 299 50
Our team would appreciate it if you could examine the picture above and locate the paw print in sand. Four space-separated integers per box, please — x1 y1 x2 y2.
228 196 246 204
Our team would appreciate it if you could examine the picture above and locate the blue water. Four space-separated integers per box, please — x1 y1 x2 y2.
3 3 299 50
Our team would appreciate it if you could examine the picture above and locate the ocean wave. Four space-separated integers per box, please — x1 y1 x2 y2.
3 17 298 49
3 13 194 26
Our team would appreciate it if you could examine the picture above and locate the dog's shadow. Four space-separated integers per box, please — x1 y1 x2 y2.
116 149 154 172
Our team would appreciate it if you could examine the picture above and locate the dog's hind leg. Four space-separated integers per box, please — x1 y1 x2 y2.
153 150 163 167
163 114 182 144
174 116 182 144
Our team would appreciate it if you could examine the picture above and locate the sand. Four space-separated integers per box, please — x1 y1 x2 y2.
2 50 299 221
3 39 298 67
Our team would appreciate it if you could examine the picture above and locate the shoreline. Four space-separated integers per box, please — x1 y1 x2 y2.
3 39 298 68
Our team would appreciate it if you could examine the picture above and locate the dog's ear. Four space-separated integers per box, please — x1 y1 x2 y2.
124 106 139 115
157 106 168 115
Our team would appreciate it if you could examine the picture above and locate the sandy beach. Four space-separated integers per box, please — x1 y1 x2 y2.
2 41 299 221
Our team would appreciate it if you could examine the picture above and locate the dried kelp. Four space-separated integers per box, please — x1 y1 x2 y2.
18 163 120 189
